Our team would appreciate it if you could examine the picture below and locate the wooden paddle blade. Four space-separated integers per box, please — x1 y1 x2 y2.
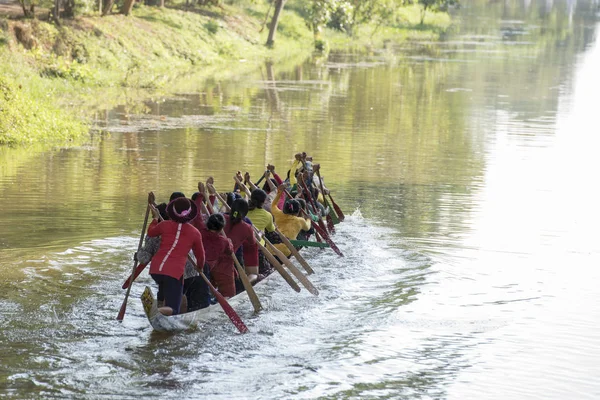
122 263 148 289
213 288 249 334
233 257 262 314
200 272 248 333
328 203 340 225
271 260 301 292
280 257 318 295
329 193 345 221
116 298 127 321
265 240 318 295
273 229 315 275
314 230 322 243
257 243 301 292
326 214 335 234
318 219 328 237
289 239 330 248
312 221 344 257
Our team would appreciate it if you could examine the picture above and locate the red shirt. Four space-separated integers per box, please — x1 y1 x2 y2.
192 195 258 267
223 214 259 267
193 215 235 276
147 219 205 280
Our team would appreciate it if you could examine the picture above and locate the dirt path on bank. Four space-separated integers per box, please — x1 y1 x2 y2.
1 0 50 19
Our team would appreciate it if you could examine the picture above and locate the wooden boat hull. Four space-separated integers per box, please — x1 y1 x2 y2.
141 285 254 332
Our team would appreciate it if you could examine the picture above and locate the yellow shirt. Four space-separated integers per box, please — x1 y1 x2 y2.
271 191 311 256
247 208 275 233
289 160 301 185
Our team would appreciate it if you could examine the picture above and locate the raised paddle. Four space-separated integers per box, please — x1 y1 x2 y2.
196 185 262 314
208 183 302 293
147 195 249 333
323 195 340 226
317 169 345 222
313 165 336 233
298 174 331 236
282 186 344 257
234 176 316 275
117 203 150 321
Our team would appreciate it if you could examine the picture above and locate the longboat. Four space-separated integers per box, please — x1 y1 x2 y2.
138 182 343 332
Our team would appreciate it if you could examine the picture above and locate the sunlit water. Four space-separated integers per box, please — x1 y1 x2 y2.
1 0 600 398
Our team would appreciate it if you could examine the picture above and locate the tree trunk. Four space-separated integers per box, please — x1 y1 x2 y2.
19 0 35 17
266 0 286 47
52 0 60 21
121 0 136 15
420 5 428 25
63 0 75 17
102 0 115 15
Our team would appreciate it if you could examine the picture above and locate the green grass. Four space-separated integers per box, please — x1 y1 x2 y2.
0 76 89 146
0 1 451 146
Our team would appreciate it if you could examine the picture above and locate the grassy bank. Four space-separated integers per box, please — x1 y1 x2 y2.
0 0 451 146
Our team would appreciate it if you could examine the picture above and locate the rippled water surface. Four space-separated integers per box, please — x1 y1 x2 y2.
1 0 600 398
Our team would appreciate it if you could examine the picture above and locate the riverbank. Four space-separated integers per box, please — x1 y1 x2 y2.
0 1 451 146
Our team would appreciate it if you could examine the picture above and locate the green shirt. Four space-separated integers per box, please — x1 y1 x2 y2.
246 208 275 233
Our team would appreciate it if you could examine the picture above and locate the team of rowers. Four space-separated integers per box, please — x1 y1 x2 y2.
133 153 340 317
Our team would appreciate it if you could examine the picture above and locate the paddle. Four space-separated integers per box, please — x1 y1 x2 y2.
235 175 315 275
187 253 249 334
298 174 331 236
121 263 147 289
196 185 262 314
117 203 150 321
208 183 302 293
323 195 340 226
313 164 336 233
255 240 301 292
282 186 344 257
147 195 249 333
290 239 330 248
316 169 345 222
244 216 317 294
262 235 319 295
273 230 315 275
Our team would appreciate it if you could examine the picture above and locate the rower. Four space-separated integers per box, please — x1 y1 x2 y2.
246 188 276 277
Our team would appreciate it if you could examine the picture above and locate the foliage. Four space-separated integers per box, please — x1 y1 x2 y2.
416 0 458 24
304 0 334 36
327 0 354 33
304 0 417 38
205 19 219 34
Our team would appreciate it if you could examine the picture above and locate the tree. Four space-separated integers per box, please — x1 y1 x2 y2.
306 0 405 38
417 0 457 25
266 0 286 47
304 0 334 39
121 0 136 15
17 0 36 17
51 0 61 22
101 0 114 15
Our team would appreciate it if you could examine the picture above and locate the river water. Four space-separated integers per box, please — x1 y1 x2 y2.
1 0 600 398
